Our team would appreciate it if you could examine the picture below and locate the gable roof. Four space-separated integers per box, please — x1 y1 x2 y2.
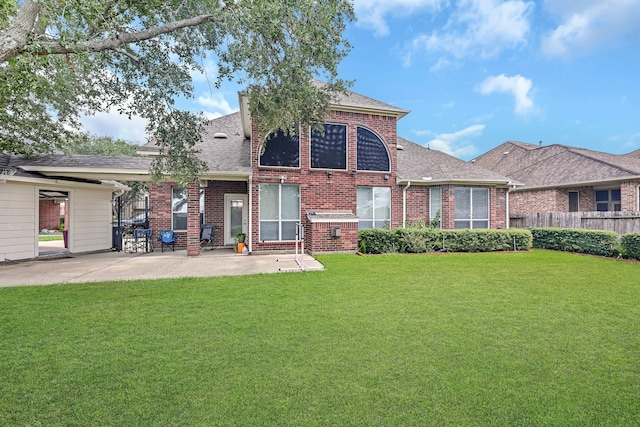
238 81 410 138
396 138 517 186
473 141 640 189
138 111 251 179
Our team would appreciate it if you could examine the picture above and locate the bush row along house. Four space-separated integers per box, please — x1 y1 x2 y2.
1 83 516 261
473 141 640 214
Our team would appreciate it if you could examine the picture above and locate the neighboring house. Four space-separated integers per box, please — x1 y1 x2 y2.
0 153 147 262
140 84 517 255
473 141 640 214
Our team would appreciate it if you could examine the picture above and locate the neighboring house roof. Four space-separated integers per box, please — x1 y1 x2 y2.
473 141 640 190
396 138 517 186
624 149 640 159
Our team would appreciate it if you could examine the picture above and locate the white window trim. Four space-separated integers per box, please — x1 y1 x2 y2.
259 183 301 242
357 186 392 230
454 187 490 229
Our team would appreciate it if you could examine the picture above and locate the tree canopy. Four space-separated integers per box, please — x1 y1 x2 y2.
0 0 354 182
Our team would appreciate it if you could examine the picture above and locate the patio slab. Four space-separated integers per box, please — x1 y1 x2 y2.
0 248 324 287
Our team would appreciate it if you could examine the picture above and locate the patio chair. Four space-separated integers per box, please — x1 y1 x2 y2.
159 230 175 252
200 223 215 249
133 229 153 253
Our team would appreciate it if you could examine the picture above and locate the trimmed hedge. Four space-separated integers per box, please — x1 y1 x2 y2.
620 233 640 260
530 228 619 257
358 228 533 254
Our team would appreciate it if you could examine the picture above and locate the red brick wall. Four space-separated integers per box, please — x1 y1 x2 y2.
305 220 359 254
39 200 62 230
149 180 248 250
250 110 399 253
621 181 640 211
511 187 596 213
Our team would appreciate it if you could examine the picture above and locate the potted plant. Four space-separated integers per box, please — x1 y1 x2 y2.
234 232 246 253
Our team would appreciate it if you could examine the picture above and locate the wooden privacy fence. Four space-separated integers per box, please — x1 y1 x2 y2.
510 211 640 235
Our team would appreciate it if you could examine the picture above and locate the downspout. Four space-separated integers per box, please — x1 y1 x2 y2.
248 175 253 253
402 181 411 228
506 182 516 228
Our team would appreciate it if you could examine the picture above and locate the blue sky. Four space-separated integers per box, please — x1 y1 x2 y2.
80 0 640 160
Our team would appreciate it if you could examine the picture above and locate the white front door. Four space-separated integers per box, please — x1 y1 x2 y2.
224 194 248 245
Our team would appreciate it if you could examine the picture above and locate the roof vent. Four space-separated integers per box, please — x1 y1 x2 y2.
397 144 404 150
213 132 228 139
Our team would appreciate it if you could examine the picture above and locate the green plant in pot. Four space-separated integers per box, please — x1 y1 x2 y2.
234 233 246 252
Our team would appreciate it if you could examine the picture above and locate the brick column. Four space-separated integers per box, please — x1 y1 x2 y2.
621 181 639 211
187 180 201 256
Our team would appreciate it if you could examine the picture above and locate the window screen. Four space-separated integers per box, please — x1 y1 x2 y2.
311 124 347 169
357 127 390 171
259 129 299 167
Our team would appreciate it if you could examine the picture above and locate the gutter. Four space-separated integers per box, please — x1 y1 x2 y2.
397 177 521 187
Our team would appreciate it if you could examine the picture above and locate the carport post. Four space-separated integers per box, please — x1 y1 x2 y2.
186 180 201 256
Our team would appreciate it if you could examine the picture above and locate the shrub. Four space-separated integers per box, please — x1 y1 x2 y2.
620 233 640 260
530 228 619 257
358 228 532 254
358 229 400 254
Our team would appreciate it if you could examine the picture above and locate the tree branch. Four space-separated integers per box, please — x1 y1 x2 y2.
5 13 220 62
0 0 41 63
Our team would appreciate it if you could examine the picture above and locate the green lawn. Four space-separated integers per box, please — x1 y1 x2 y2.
1 250 638 426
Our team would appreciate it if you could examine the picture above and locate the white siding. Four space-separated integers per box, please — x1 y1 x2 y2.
0 183 37 261
69 187 113 253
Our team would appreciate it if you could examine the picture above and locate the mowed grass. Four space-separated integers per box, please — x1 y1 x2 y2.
0 250 638 426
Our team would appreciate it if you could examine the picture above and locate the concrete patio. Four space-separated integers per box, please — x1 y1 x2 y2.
0 243 324 287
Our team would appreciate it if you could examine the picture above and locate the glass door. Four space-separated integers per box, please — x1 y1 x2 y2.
224 194 248 245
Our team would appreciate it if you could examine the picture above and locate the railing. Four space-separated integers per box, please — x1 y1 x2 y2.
510 211 640 235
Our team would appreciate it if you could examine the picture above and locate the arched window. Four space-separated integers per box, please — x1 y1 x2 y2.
259 129 299 168
357 127 390 172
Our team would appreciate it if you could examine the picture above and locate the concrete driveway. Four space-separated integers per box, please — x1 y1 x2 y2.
0 247 324 287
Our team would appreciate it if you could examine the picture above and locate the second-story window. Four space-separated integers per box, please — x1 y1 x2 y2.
357 127 390 172
260 129 299 168
311 123 347 170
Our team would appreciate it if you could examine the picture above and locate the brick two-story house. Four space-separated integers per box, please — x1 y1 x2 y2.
140 84 517 256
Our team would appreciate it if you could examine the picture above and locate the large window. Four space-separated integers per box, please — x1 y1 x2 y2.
595 189 621 211
259 129 299 168
357 127 390 172
430 187 442 228
311 124 347 169
454 187 489 229
259 184 300 241
357 187 391 230
172 187 204 230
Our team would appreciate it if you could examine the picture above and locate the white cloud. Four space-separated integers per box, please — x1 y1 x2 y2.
190 57 219 83
422 124 485 158
476 74 534 116
353 0 444 37
196 93 236 119
79 109 148 144
541 1 640 58
405 0 534 67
